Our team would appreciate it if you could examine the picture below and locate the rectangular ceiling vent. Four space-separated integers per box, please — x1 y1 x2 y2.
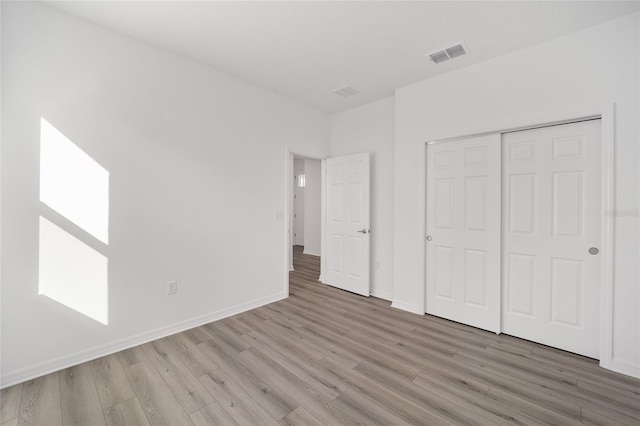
428 42 469 64
332 85 359 98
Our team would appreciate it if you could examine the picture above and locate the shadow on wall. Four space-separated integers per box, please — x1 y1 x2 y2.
38 118 110 325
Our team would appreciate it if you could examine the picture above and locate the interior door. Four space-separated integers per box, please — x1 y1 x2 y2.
323 153 370 296
426 134 501 333
293 170 305 246
502 120 601 358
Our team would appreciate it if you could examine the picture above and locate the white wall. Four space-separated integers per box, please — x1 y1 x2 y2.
293 158 306 172
331 97 395 300
393 13 639 377
0 2 329 387
303 159 321 256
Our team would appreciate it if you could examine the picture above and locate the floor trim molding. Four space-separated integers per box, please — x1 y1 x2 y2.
1 292 287 389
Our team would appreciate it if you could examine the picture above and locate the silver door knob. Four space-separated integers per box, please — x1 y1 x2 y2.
426 235 433 241
589 247 599 255
357 229 369 234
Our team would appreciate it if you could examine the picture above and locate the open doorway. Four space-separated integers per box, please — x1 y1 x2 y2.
289 155 322 289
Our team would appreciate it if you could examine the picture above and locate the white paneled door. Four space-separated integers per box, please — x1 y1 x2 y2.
502 120 601 358
323 153 370 296
426 135 501 333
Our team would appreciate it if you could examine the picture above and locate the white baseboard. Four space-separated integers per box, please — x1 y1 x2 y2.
302 248 320 257
391 300 424 315
371 289 393 301
609 357 640 379
1 292 287 389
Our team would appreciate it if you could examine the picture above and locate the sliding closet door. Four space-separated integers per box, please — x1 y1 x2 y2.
502 120 601 358
425 134 501 333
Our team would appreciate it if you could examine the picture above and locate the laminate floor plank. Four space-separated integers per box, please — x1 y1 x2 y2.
265 314 361 370
412 372 542 426
16 374 62 426
202 322 252 354
189 400 238 426
289 285 367 317
578 378 640 412
354 360 510 426
5 248 640 425
103 397 150 426
198 369 279 426
529 347 640 393
241 318 325 365
412 323 492 353
278 407 324 426
453 350 580 396
346 329 450 377
182 326 214 345
464 344 580 388
316 356 453 426
276 298 352 336
164 332 219 379
487 339 533 357
242 328 347 399
217 316 254 338
262 316 358 366
124 361 192 426
328 388 412 426
116 346 148 368
306 325 421 381
453 352 582 420
142 339 215 414
90 354 135 409
0 383 21 424
59 364 106 426
414 366 490 402
421 348 587 422
486 386 584 426
264 306 351 358
576 382 640 422
237 348 346 425
580 405 640 426
196 339 295 421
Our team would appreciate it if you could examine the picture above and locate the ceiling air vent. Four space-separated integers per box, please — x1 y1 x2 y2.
428 51 450 64
427 42 469 64
332 85 359 98
445 43 466 59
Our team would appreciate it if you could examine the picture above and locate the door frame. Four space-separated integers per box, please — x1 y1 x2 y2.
284 149 326 296
418 104 615 371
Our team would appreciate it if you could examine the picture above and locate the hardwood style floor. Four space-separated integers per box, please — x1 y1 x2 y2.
2 247 639 425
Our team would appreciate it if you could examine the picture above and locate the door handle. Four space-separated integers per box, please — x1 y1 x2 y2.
589 247 599 255
426 235 433 241
357 229 369 234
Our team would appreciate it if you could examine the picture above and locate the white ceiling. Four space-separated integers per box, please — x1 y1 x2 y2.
47 1 639 113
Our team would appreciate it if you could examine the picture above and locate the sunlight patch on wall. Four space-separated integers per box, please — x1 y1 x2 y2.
40 118 109 244
39 217 109 325
39 118 110 325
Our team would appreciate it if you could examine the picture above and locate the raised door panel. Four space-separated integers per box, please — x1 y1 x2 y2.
506 253 535 317
552 171 584 238
434 246 454 300
464 249 487 307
